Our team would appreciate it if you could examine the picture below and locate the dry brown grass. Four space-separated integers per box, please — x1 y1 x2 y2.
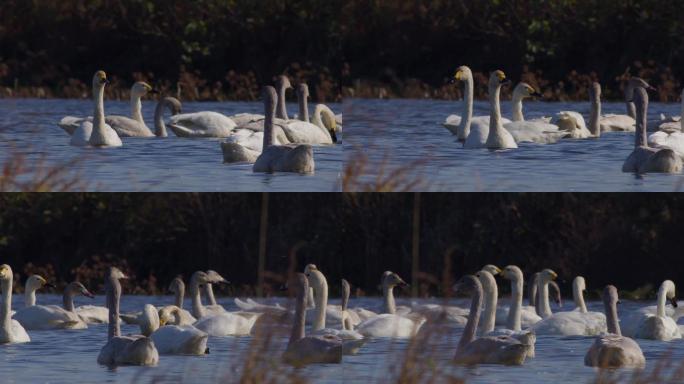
342 149 427 192
0 148 87 191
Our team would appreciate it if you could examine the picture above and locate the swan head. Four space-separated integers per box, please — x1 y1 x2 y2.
659 280 678 308
452 275 481 295
602 285 620 307
263 86 278 113
573 276 586 292
168 277 185 293
489 70 509 87
26 275 54 291
141 304 160 335
0 264 11 281
162 97 182 115
514 83 542 99
589 82 601 102
450 66 472 84
475 270 496 292
131 82 158 97
66 282 94 298
108 267 127 280
382 271 408 289
158 306 181 326
539 269 557 282
481 265 501 276
277 75 292 91
92 70 109 88
206 270 229 285
501 265 523 281
304 264 318 274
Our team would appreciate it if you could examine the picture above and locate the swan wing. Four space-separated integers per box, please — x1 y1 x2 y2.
282 121 332 144
193 312 256 336
13 305 86 330
585 334 645 368
151 325 208 355
168 111 236 137
282 335 343 366
59 116 91 135
105 115 154 137
455 336 529 365
75 305 110 323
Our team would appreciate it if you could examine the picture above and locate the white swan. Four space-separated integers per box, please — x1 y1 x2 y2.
135 304 208 355
120 276 197 326
585 285 645 368
623 84 682 173
13 280 92 330
253 86 314 173
0 265 30 344
277 84 338 144
495 269 542 328
593 81 637 132
452 275 529 365
305 266 366 355
648 88 684 159
21 274 54 307
282 273 342 367
356 271 425 338
97 267 158 366
504 83 567 144
553 111 592 139
476 269 536 358
70 71 123 147
621 280 681 341
444 66 512 141
189 271 258 336
464 70 517 149
75 302 110 324
59 81 159 137
532 273 607 336
153 97 182 137
168 111 236 138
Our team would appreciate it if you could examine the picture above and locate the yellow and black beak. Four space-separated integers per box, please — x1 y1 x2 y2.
669 297 678 308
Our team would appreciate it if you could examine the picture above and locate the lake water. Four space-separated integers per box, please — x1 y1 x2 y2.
0 99 342 192
3 295 684 383
345 98 684 191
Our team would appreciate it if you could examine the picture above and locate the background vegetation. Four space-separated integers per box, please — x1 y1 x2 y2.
1 193 683 300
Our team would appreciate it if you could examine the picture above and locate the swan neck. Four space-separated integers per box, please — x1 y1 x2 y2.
153 100 168 137
511 93 524 122
573 282 587 313
656 283 670 317
205 283 217 306
341 286 349 312
1 279 12 337
298 93 309 122
312 276 328 331
174 285 184 308
459 77 474 139
507 276 523 331
190 276 205 318
63 290 75 312
606 300 621 335
277 87 288 120
537 278 552 318
480 279 497 333
589 95 601 137
289 285 307 345
528 278 538 307
93 84 106 135
263 108 275 148
24 287 36 307
635 91 648 148
458 285 483 351
106 277 121 340
488 83 503 136
130 93 144 124
383 285 396 314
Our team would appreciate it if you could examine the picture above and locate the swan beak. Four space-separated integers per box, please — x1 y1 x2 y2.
159 319 167 326
669 297 678 308
150 89 160 94
531 91 543 98
83 290 95 298
550 272 558 280
500 79 511 86
45 282 56 289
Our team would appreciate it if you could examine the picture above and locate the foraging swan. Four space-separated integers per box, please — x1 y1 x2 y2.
623 85 682 173
444 66 511 141
282 273 342 367
59 81 158 137
97 267 159 366
452 275 529 365
621 280 681 341
476 269 536 358
70 71 123 147
120 276 196 326
532 274 607 336
278 84 338 144
13 281 93 330
0 265 30 344
153 97 182 137
168 111 236 138
464 70 517 149
356 272 425 338
189 271 258 336
495 268 542 328
553 111 592 139
504 83 566 144
648 88 684 158
585 285 645 368
253 86 314 174
136 304 208 355
305 266 366 355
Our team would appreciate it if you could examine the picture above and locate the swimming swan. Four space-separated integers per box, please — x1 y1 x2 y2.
0 264 30 344
13 280 93 330
621 280 681 341
532 274 607 336
59 81 159 137
120 276 196 326
623 84 682 173
70 71 123 147
452 275 529 365
356 271 425 338
282 273 342 367
305 266 366 355
584 285 645 368
253 86 314 174
648 88 684 159
97 267 159 366
476 269 536 358
464 70 517 149
504 83 567 144
153 97 182 137
136 304 208 355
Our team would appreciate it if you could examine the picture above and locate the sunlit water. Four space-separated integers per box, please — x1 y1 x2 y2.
4 295 684 383
0 99 342 191
345 98 684 191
